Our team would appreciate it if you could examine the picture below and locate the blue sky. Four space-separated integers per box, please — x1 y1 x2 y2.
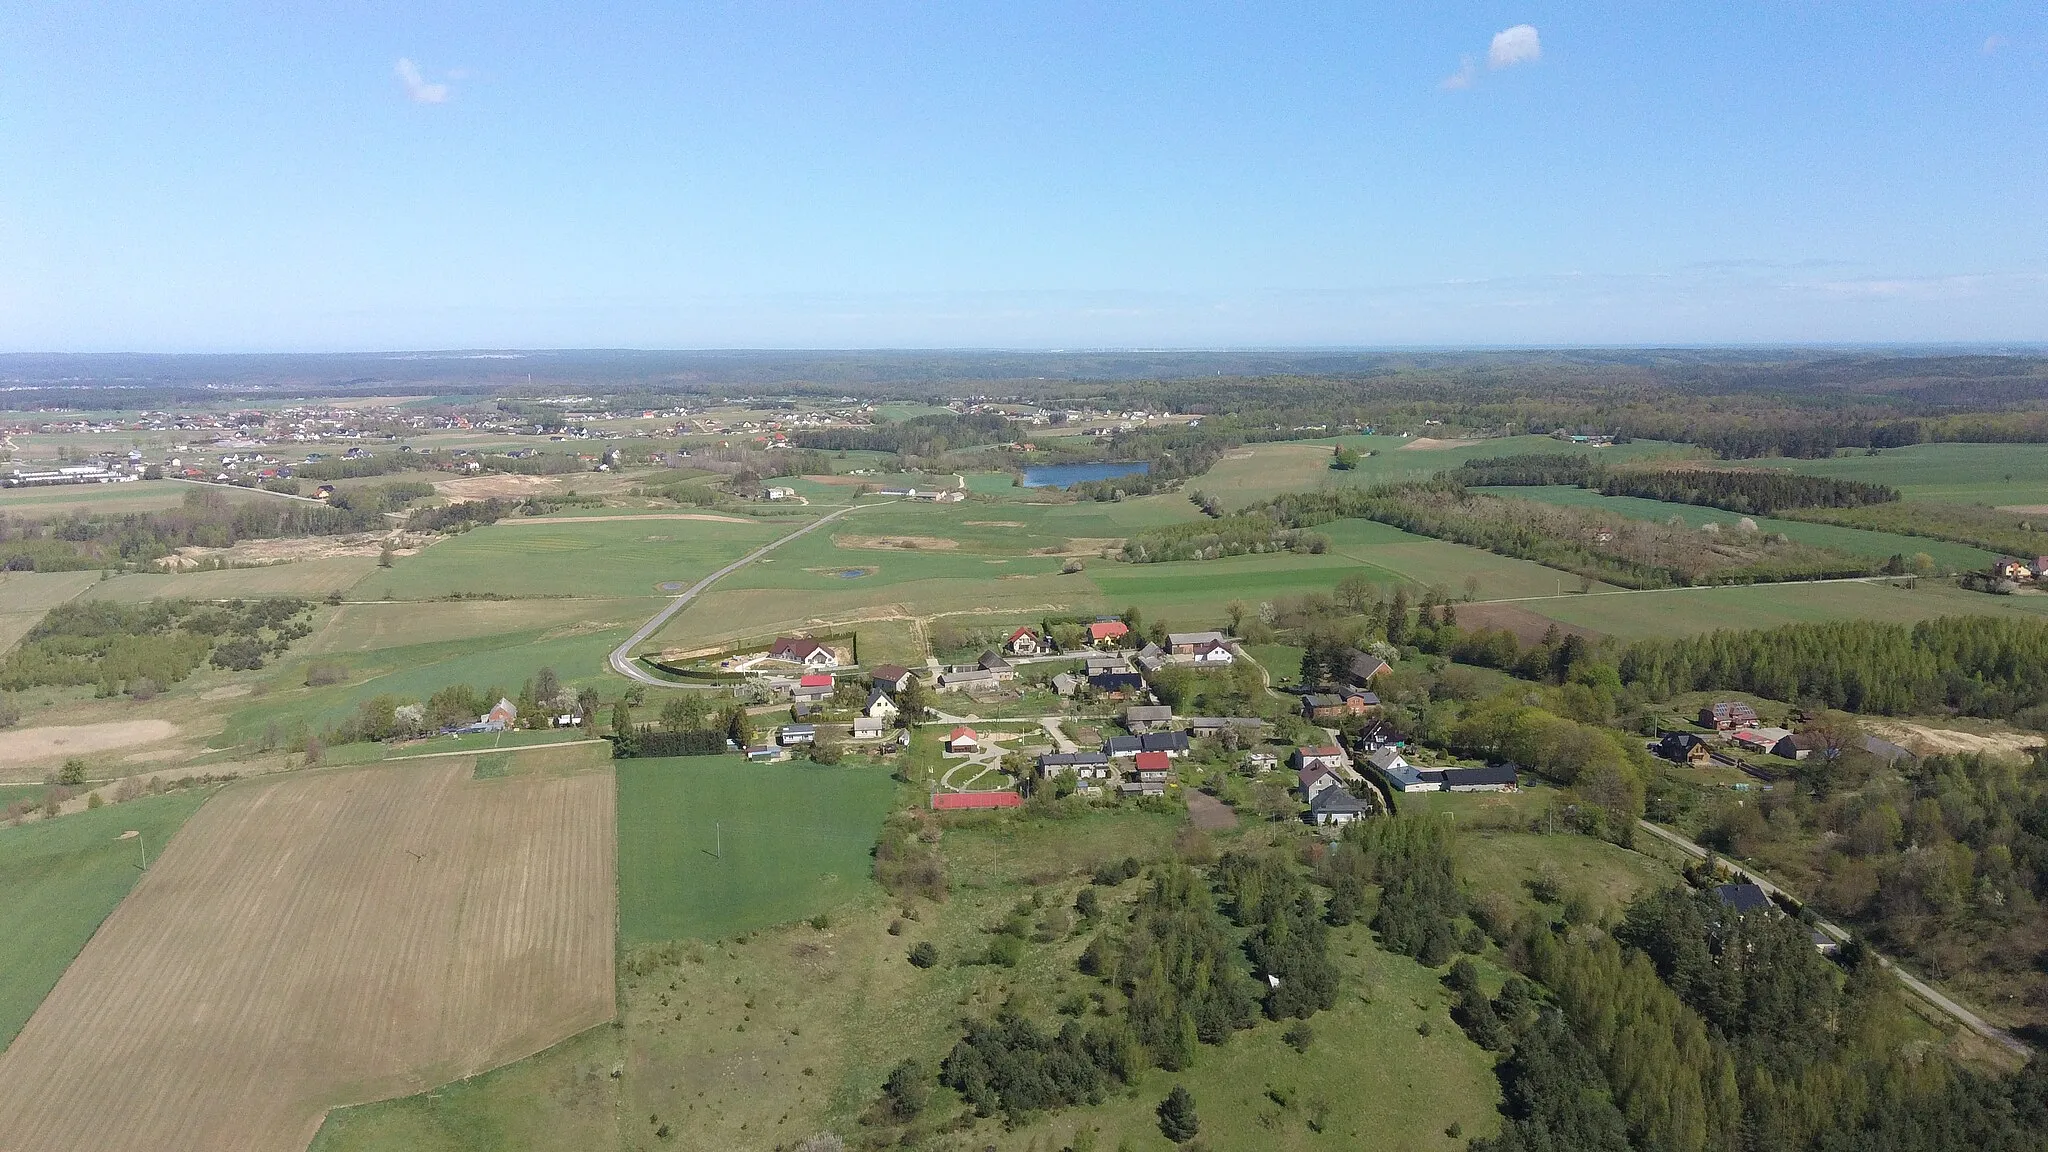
3 2 2045 351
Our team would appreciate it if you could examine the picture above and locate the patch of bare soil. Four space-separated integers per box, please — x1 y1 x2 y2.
0 720 178 769
1997 505 2048 516
833 534 960 551
199 684 252 701
1863 719 2045 759
964 521 1026 528
1457 602 1603 645
158 532 429 569
433 473 564 498
1400 437 1483 451
1186 791 1239 830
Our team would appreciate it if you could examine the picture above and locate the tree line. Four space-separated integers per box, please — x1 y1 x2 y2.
0 486 410 571
0 597 312 693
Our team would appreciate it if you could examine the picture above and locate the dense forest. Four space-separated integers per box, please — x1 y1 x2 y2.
1619 616 2048 720
788 410 1014 455
1116 511 1326 562
1594 469 1899 514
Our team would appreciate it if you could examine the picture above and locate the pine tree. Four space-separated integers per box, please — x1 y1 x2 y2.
1157 1085 1199 1143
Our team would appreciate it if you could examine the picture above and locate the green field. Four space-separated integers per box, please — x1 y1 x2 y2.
0 790 214 1049
304 597 662 655
1195 435 1698 510
80 558 382 602
616 756 900 943
369 517 787 601
1749 443 2048 506
0 480 284 517
1476 485 1997 570
1506 576 2048 640
0 570 99 655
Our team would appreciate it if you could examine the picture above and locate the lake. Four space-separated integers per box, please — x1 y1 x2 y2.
1021 461 1151 488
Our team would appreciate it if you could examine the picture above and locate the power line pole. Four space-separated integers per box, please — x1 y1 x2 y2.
715 820 722 860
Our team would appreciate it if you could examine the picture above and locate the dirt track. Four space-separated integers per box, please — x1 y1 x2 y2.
0 758 616 1152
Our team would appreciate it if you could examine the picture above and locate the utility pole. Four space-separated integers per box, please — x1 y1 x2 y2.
715 821 722 859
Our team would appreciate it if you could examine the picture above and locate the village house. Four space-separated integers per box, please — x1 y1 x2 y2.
1293 745 1348 773
1134 642 1170 673
1051 671 1082 697
776 724 816 746
1085 653 1133 676
945 726 980 754
1308 788 1370 825
1132 750 1172 783
1993 556 2036 582
1244 751 1279 773
1166 630 1230 655
1298 764 1341 803
1186 638 1235 665
1366 747 1434 792
1038 751 1114 789
1006 626 1044 656
770 636 840 669
745 744 786 763
1087 619 1130 647
1658 731 1717 767
1088 670 1144 697
479 698 518 731
976 650 1016 680
1301 693 1348 721
1700 701 1760 731
1344 650 1393 686
868 664 915 693
789 673 835 704
852 717 889 740
864 688 899 720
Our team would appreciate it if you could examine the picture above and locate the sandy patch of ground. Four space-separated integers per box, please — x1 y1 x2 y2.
1863 718 2045 758
199 684 252 701
964 521 1026 528
1186 790 1240 830
495 512 756 525
432 473 564 498
1400 437 1483 451
833 533 960 551
0 721 178 769
157 532 428 569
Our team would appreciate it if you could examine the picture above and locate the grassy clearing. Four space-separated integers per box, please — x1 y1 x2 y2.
0 789 213 1049
1195 436 1697 510
79 558 382 602
309 1025 622 1152
1510 577 2048 639
1407 786 1685 924
304 597 661 654
0 571 99 655
617 756 901 944
370 518 786 600
1476 485 1995 570
0 480 280 517
1748 443 2048 506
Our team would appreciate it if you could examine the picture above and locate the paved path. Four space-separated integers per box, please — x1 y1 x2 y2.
1637 818 2030 1058
607 503 876 687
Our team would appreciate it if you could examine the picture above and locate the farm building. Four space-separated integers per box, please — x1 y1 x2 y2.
930 790 1022 811
1124 704 1175 732
1051 671 1081 696
1345 651 1393 685
1006 627 1045 656
1085 654 1133 676
1134 643 1169 673
1440 764 1518 792
1861 733 1912 763
770 636 840 669
1729 726 1797 756
1088 671 1144 697
791 673 835 703
852 717 889 740
1301 693 1347 720
1166 630 1229 654
1038 751 1114 788
945 727 980 754
976 650 1016 679
938 667 999 691
1189 716 1266 738
480 698 518 731
1700 701 1760 731
1294 745 1348 773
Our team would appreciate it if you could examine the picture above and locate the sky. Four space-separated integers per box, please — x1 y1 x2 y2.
3 2 2046 352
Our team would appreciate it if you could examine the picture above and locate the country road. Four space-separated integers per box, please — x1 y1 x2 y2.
606 503 876 686
1637 818 2031 1058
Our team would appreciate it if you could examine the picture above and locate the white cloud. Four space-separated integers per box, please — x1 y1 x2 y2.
1488 24 1542 69
395 58 451 104
1440 55 1476 91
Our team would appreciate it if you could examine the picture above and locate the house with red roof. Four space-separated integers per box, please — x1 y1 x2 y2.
1006 626 1044 656
1087 620 1130 647
791 672 835 703
1132 750 1172 784
945 726 980 754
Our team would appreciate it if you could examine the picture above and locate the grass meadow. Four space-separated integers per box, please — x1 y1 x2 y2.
1194 435 1698 510
0 480 286 517
1476 485 1996 570
0 571 98 655
303 597 662 655
0 790 213 1049
1506 576 2048 640
368 517 787 600
616 756 901 944
1749 443 2048 506
80 558 382 602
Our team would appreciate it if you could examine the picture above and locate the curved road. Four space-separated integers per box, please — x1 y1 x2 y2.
1637 818 2029 1059
607 503 875 686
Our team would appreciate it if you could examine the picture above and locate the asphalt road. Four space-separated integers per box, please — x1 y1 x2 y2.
606 503 873 687
1636 818 2030 1058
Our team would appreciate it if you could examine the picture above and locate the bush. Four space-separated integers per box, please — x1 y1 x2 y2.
58 758 86 786
1283 1022 1313 1053
1157 1085 1200 1143
304 661 348 687
0 693 19 728
908 942 939 968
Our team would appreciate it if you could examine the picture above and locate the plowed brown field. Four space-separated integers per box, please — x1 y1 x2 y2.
0 757 615 1152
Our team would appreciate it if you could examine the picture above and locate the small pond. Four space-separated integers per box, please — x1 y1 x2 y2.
1020 461 1151 489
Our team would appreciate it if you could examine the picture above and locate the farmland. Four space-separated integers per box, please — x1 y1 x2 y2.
0 570 97 654
616 755 899 943
0 750 615 1152
79 557 383 602
0 479 282 517
1194 435 1697 510
369 516 788 601
1751 443 2048 506
0 789 212 1048
1494 576 2048 640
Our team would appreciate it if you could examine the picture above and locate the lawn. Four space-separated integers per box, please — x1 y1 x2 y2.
368 517 787 600
1747 443 2048 506
616 755 900 943
1475 485 1996 571
0 789 214 1049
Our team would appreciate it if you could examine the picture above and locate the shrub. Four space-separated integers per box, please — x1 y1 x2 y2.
1283 1022 1313 1053
908 942 939 968
1157 1086 1200 1143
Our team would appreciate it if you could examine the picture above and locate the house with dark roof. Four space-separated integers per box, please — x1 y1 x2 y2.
1714 881 1774 915
1140 730 1190 757
976 650 1016 679
1105 735 1143 757
1186 638 1235 665
1301 693 1347 720
1088 670 1144 697
868 664 915 693
1298 765 1341 802
770 636 839 669
777 724 816 746
1038 751 1113 787
1125 704 1175 732
864 688 899 720
1701 701 1760 731
1345 650 1392 685
1658 731 1716 766
1308 787 1370 825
